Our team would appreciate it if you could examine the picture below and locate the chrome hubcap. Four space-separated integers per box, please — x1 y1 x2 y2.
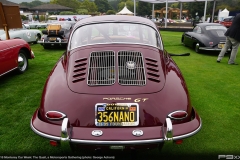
18 53 27 71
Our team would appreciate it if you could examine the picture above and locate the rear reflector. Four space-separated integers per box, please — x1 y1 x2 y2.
45 111 66 120
50 140 58 146
175 139 183 145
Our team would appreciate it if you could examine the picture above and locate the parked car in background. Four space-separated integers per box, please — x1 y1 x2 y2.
0 24 42 44
220 16 235 28
23 23 30 29
28 21 39 29
181 23 229 53
0 39 34 77
31 15 202 152
37 22 48 29
38 21 76 49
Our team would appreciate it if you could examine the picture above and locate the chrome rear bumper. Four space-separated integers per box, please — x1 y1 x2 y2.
31 109 202 146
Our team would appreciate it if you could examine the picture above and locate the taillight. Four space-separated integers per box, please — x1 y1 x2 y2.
45 111 66 120
168 110 188 120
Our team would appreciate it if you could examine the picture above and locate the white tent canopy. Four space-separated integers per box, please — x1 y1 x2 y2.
116 5 134 15
135 0 222 27
218 8 229 21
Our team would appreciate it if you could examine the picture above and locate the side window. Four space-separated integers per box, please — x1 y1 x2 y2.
193 26 201 34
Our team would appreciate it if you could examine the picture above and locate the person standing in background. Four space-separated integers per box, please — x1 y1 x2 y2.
217 13 240 65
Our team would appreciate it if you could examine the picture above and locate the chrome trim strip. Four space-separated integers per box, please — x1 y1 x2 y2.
30 118 61 141
30 117 202 145
172 117 202 140
0 67 17 77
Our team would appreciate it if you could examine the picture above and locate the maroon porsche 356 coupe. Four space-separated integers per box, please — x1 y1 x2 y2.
31 15 201 151
0 39 34 77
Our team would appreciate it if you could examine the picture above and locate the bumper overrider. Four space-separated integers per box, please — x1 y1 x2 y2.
30 108 202 147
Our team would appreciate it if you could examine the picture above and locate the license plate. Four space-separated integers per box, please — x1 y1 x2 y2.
218 43 225 49
49 37 56 41
95 103 139 127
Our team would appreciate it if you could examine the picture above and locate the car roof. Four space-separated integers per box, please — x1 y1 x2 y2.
73 15 157 30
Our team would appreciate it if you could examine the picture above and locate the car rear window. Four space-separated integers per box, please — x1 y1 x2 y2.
69 23 161 49
205 26 227 30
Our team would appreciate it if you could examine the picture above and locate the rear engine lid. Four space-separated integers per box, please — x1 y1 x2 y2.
67 45 166 94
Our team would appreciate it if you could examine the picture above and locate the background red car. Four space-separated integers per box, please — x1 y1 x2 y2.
220 16 235 28
0 39 34 77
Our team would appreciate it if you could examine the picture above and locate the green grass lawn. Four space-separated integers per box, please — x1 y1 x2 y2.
0 31 239 159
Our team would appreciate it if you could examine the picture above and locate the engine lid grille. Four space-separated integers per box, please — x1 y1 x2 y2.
118 51 146 86
87 51 115 86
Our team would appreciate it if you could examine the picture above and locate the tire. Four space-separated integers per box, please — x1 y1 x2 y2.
181 36 185 46
195 43 201 53
17 50 28 73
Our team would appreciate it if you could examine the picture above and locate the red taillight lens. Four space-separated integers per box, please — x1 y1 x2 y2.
50 140 58 146
45 111 66 120
168 110 188 120
175 139 183 144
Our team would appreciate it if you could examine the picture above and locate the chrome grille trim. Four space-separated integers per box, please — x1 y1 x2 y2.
87 51 115 86
118 51 146 86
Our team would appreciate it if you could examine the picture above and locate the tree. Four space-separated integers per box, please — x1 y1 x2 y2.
79 0 98 13
20 0 45 8
59 11 76 15
50 0 79 12
95 0 113 13
109 0 120 11
106 10 116 15
137 1 151 16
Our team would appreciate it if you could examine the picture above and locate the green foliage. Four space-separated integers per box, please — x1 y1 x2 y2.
76 9 89 15
50 0 79 12
137 1 151 16
20 0 45 8
59 11 76 15
79 0 98 13
21 15 28 21
39 15 45 21
106 10 116 15
95 0 113 13
109 0 120 11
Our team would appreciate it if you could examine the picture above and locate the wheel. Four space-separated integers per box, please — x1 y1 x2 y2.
34 34 41 44
194 43 201 53
17 50 28 73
